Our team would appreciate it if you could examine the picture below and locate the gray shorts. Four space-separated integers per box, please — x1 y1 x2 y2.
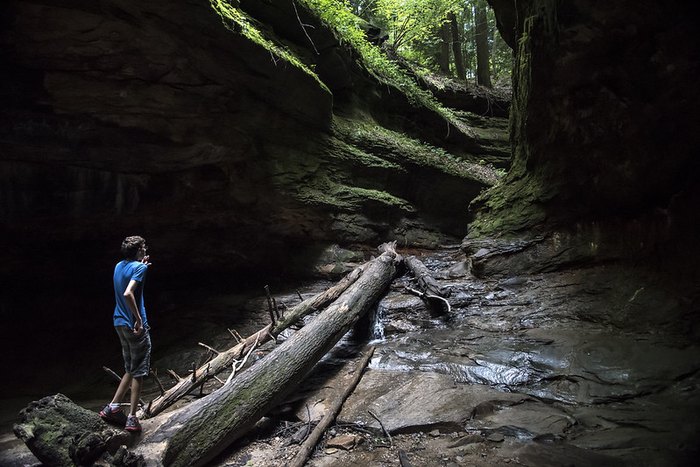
115 326 152 378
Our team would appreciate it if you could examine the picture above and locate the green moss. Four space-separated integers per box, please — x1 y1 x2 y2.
345 186 415 211
334 116 500 185
467 172 548 238
210 0 329 93
296 175 414 212
328 137 405 172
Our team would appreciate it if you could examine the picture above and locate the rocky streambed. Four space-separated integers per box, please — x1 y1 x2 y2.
2 246 698 466
214 247 700 466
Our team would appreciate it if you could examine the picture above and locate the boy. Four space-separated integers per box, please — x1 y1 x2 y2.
99 235 152 432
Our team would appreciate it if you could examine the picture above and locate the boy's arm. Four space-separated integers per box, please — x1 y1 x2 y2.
123 279 144 335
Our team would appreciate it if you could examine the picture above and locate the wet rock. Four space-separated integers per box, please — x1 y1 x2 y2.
469 400 574 438
486 433 505 442
339 370 522 434
326 434 362 450
446 260 469 278
510 441 626 467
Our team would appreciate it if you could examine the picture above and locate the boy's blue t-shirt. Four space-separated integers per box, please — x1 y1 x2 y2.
113 260 149 329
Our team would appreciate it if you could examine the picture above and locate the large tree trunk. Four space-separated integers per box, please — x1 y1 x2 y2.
139 244 399 466
438 22 451 74
448 12 466 80
143 261 368 418
475 2 493 87
15 244 400 466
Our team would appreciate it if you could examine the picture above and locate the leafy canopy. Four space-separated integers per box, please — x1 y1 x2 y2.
372 0 462 50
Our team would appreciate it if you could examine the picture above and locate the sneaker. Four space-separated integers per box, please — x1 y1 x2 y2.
99 404 127 426
125 415 142 433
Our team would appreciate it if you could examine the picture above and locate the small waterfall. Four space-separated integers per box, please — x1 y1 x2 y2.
369 302 386 342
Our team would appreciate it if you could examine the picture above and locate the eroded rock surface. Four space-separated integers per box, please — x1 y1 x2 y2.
321 249 699 466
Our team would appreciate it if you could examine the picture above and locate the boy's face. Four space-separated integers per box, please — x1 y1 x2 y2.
137 244 148 260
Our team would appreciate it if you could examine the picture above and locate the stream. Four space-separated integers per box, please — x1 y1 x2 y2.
1 246 698 466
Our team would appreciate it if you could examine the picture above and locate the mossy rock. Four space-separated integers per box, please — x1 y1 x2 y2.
14 394 130 466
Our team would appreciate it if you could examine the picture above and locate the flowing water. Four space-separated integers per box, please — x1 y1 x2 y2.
334 248 700 466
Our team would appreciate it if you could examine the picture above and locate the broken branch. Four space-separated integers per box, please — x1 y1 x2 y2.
289 346 375 467
368 409 393 447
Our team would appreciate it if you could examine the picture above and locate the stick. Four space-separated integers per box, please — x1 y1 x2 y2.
273 297 280 320
167 369 182 381
292 0 320 55
398 449 414 467
228 328 242 343
288 346 375 467
198 342 221 355
265 285 276 325
404 286 452 313
225 334 259 385
368 409 392 447
102 366 121 382
151 369 166 396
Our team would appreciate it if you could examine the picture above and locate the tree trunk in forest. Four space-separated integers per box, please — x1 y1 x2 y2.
475 2 493 87
448 12 466 80
142 262 368 418
438 22 451 74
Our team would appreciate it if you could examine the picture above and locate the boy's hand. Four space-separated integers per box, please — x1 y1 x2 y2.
141 255 152 267
133 321 145 336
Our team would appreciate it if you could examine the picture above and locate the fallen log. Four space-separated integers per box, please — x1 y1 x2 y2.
405 255 451 314
15 244 399 466
142 260 368 418
140 244 399 466
288 346 375 467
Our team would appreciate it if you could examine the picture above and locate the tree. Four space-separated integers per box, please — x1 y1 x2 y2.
373 0 460 52
370 0 509 83
474 0 492 87
438 21 451 73
448 11 466 79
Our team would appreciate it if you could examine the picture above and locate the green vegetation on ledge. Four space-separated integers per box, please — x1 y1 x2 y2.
210 0 330 93
334 116 501 185
297 176 415 212
299 0 474 137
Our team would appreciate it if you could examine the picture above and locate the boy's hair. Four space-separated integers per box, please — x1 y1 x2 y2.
121 236 146 260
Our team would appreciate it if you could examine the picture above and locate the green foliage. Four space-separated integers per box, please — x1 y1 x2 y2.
299 0 463 122
361 0 512 84
372 0 461 50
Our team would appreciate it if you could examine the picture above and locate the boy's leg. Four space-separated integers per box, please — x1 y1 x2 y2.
129 377 143 416
111 372 133 405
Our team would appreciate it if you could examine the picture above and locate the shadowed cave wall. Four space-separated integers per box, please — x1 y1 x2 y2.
470 0 700 281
